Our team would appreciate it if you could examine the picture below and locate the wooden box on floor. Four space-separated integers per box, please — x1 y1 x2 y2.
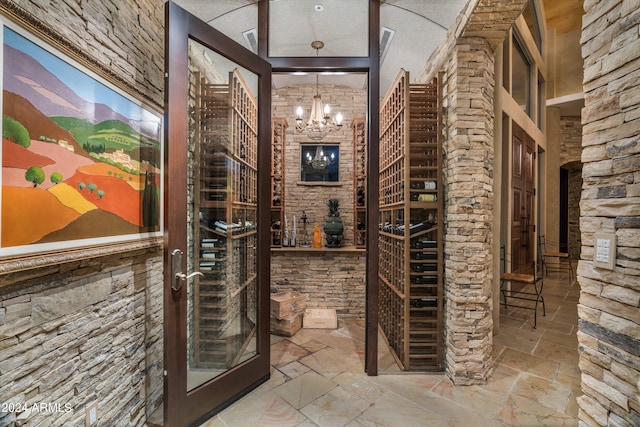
303 308 338 329
270 313 302 336
270 291 306 319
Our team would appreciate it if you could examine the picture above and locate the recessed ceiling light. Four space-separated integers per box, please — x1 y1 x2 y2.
315 4 324 12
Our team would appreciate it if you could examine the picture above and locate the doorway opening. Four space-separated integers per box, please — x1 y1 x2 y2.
267 71 397 371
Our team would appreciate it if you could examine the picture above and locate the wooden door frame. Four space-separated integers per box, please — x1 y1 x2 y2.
257 0 381 375
164 2 272 425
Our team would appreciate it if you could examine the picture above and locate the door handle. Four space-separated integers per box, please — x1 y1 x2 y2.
171 249 204 291
174 272 204 291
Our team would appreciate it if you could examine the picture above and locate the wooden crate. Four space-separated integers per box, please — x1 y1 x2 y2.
270 291 306 319
270 313 302 337
303 308 337 329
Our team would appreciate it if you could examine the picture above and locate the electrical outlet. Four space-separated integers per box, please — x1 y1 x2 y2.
86 401 98 426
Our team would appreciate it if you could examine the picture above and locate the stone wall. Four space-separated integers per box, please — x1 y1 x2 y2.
577 0 640 425
272 84 367 247
568 165 583 260
0 0 164 107
271 251 366 319
560 116 583 167
0 0 165 425
560 116 583 260
270 84 367 320
0 248 163 426
442 38 496 385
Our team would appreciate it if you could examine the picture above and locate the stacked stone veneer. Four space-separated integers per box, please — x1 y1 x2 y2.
272 84 367 248
270 85 367 319
0 0 164 425
560 116 584 260
560 116 583 166
569 166 583 260
0 0 164 105
418 0 528 384
270 85 367 320
441 38 496 384
577 0 640 425
271 251 366 319
0 249 163 426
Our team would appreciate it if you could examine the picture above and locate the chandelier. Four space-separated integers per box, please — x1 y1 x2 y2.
305 145 336 170
295 41 343 141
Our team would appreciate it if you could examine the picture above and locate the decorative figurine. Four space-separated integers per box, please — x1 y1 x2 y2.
313 224 323 248
299 211 311 247
323 199 344 248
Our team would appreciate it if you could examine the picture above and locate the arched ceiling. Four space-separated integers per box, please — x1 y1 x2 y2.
172 0 468 93
173 0 584 98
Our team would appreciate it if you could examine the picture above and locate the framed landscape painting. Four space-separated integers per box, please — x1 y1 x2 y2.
0 19 163 260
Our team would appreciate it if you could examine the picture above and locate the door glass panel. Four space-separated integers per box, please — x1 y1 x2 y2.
187 38 259 391
269 0 368 57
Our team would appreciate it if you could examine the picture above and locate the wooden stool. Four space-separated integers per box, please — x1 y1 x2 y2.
500 247 545 328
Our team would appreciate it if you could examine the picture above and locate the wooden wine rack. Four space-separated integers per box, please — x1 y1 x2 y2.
352 118 367 248
378 69 443 371
271 118 288 247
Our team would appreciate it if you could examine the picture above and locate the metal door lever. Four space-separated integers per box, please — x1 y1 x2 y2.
174 271 204 291
171 248 203 291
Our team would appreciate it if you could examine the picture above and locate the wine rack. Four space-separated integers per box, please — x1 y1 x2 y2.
352 118 366 248
192 69 258 369
271 118 288 247
378 69 442 371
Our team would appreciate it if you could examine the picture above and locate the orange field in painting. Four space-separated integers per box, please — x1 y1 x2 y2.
1 186 79 247
67 170 143 226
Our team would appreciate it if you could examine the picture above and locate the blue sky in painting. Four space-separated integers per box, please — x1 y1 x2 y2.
4 26 144 122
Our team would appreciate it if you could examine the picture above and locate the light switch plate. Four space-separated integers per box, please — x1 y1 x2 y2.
594 233 616 270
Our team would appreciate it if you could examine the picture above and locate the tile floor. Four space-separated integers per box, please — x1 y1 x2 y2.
201 270 580 426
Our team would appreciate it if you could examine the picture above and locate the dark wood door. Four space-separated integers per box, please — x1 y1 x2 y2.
164 2 272 426
511 123 535 274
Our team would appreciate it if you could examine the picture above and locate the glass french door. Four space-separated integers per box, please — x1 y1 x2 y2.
164 2 271 426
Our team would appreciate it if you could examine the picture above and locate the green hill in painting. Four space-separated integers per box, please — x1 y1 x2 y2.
51 117 160 155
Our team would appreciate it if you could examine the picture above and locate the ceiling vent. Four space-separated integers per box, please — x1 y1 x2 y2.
243 28 258 53
380 26 395 63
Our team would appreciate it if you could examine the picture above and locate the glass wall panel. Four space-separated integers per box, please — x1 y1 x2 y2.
269 0 368 57
502 38 510 91
537 73 545 130
511 36 531 116
522 1 542 55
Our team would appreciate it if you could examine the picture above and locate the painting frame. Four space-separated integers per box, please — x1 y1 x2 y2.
300 143 340 183
0 15 164 272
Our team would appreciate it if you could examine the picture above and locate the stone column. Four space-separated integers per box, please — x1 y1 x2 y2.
577 0 640 425
443 38 496 384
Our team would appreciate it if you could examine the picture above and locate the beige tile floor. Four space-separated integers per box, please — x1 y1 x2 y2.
202 270 580 426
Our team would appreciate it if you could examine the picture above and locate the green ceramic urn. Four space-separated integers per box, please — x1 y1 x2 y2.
324 199 344 247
